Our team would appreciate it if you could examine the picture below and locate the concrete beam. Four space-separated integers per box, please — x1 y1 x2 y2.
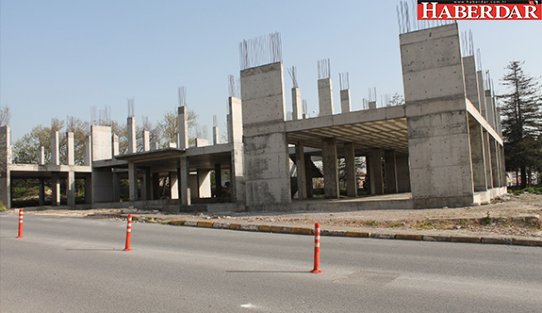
322 138 339 199
50 130 60 165
344 143 357 197
340 89 351 114
318 78 334 116
292 87 303 120
127 116 136 154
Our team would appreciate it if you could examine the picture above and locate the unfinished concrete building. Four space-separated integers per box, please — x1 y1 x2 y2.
0 23 506 212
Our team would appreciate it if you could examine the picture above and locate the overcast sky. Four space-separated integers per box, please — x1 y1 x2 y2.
1 0 541 140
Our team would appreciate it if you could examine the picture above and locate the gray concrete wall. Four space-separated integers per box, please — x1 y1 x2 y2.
340 89 351 113
469 121 488 192
400 24 475 208
384 150 398 194
322 138 339 199
229 97 245 203
91 126 113 161
92 167 114 203
396 154 411 193
241 62 291 208
462 56 481 111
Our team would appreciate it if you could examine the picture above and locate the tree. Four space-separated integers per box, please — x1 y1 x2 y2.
499 61 542 188
155 109 198 148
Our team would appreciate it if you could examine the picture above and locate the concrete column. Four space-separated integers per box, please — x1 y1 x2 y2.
38 178 45 205
485 90 495 129
214 164 222 197
462 56 481 110
39 146 45 165
477 71 487 118
169 171 179 199
179 157 190 206
500 144 507 187
141 167 151 200
112 172 120 202
322 138 339 199
469 122 488 192
66 132 75 166
384 150 398 194
50 130 60 165
292 87 303 120
241 62 290 207
396 154 411 193
340 89 351 114
67 171 75 207
368 151 384 195
401 24 475 208
212 126 220 145
195 138 209 147
127 116 136 154
84 135 92 166
143 130 150 152
226 113 232 144
197 169 212 198
318 78 334 116
91 126 112 162
177 106 188 150
0 126 10 208
344 143 357 197
490 139 500 188
229 96 244 203
84 175 92 204
51 175 61 206
128 162 137 201
368 101 377 110
483 131 494 188
112 134 119 157
304 154 314 198
295 143 307 200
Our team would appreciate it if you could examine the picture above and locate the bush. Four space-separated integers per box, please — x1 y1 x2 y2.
508 186 542 195
0 201 6 212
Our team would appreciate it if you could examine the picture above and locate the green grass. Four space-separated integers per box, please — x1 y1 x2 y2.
0 201 6 212
508 185 542 195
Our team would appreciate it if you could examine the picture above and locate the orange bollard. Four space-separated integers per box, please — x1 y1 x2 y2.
311 223 322 274
124 214 132 251
16 209 24 239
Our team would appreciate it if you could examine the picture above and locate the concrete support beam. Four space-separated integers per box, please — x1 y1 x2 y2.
177 106 188 150
127 116 136 154
322 138 339 199
229 96 245 203
197 169 212 198
51 175 61 206
179 157 190 206
292 87 303 120
143 130 150 152
368 151 384 195
38 178 45 206
128 162 137 201
50 130 60 165
295 143 307 200
112 134 119 157
169 171 179 200
39 146 45 165
67 171 75 207
340 89 351 114
401 24 475 208
318 78 334 116
396 154 411 193
241 63 290 207
67 132 75 166
483 131 494 188
462 56 481 110
477 71 487 118
384 150 398 194
304 154 314 198
490 139 500 188
344 143 357 197
469 122 488 192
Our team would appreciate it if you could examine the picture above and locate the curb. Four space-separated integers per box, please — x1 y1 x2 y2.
148 217 542 248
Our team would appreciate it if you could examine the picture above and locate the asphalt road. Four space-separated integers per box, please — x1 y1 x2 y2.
1 215 541 313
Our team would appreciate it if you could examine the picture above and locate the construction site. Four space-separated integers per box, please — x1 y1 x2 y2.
0 22 507 213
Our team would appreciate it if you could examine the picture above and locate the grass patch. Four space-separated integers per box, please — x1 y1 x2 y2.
0 201 6 212
414 220 435 229
509 186 542 195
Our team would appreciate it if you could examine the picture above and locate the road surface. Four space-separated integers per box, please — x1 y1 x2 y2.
1 215 541 313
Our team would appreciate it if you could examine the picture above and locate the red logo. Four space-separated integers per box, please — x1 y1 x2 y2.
417 1 542 20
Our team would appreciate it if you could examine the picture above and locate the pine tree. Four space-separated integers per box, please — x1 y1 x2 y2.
499 61 542 188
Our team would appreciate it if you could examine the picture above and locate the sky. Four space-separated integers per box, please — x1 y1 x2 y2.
1 0 541 141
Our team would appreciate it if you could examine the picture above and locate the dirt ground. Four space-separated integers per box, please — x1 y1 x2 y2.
9 193 542 239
